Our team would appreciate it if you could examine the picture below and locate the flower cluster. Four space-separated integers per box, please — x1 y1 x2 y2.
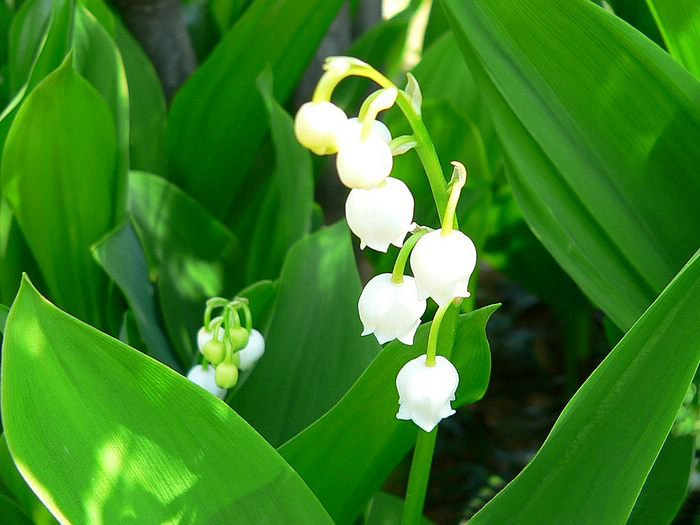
186 297 265 399
295 57 478 432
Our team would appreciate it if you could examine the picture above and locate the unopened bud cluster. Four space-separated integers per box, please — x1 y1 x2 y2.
186 297 265 399
295 57 478 432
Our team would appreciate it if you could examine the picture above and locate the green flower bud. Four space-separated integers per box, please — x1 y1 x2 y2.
202 339 225 365
229 326 250 350
215 362 239 389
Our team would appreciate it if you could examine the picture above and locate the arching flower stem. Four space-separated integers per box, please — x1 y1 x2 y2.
391 229 430 284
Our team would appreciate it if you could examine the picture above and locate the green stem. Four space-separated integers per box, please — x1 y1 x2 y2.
440 162 467 235
391 230 430 283
401 428 438 525
343 67 449 219
425 303 451 367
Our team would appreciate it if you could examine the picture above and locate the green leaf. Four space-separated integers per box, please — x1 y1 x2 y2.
0 304 7 333
235 279 278 334
233 222 381 446
646 0 700 79
606 0 665 46
1 276 333 524
127 171 242 365
2 57 117 328
9 0 72 95
114 21 167 174
625 435 694 525
365 492 435 525
245 71 313 282
0 495 33 525
166 0 344 217
280 305 497 525
465 248 700 524
72 3 129 204
0 435 56 525
442 0 700 332
92 221 181 370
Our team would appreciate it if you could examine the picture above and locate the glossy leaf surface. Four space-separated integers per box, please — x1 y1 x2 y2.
1 277 333 524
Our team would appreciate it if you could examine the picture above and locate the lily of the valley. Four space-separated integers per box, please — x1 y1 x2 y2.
294 101 348 155
345 177 415 252
396 354 459 432
358 274 426 345
187 364 227 400
409 229 476 307
336 119 393 189
238 329 266 371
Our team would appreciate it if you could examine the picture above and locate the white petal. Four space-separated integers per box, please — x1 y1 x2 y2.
238 329 265 371
346 178 414 252
187 365 227 399
294 102 348 155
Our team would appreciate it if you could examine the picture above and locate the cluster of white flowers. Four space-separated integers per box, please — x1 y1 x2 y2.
295 57 478 433
186 299 265 399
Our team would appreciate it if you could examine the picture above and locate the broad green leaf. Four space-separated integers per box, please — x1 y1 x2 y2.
8 0 52 95
114 21 167 174
465 248 700 524
0 436 56 525
166 0 344 216
2 57 117 328
442 0 700 333
625 435 694 525
1 277 333 524
93 221 181 370
245 72 312 282
280 305 496 525
233 222 381 446
72 4 129 212
365 492 434 525
0 495 33 525
9 0 72 95
607 0 665 45
127 171 241 365
0 304 7 333
646 0 700 79
0 200 42 307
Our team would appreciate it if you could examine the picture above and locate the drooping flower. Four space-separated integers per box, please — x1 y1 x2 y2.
345 177 415 252
294 101 348 155
409 229 476 306
197 317 223 353
215 362 239 389
358 274 426 345
187 364 227 399
238 329 266 371
336 118 393 189
396 354 459 432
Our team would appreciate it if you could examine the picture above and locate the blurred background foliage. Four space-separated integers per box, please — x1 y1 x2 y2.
0 0 699 523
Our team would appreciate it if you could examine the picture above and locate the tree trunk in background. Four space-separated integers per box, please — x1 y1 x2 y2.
112 0 197 101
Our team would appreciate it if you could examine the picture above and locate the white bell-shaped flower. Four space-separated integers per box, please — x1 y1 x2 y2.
396 354 459 432
345 177 415 252
336 118 393 189
197 318 224 354
409 229 477 306
358 274 426 345
238 329 265 371
294 101 348 155
186 364 227 399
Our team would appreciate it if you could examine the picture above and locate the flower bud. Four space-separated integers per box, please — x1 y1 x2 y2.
294 101 348 155
396 354 459 432
342 117 391 144
215 362 239 389
229 326 250 350
336 119 393 189
238 329 266 371
345 177 415 252
358 274 426 345
202 339 225 365
409 229 476 306
186 364 227 399
197 317 224 354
